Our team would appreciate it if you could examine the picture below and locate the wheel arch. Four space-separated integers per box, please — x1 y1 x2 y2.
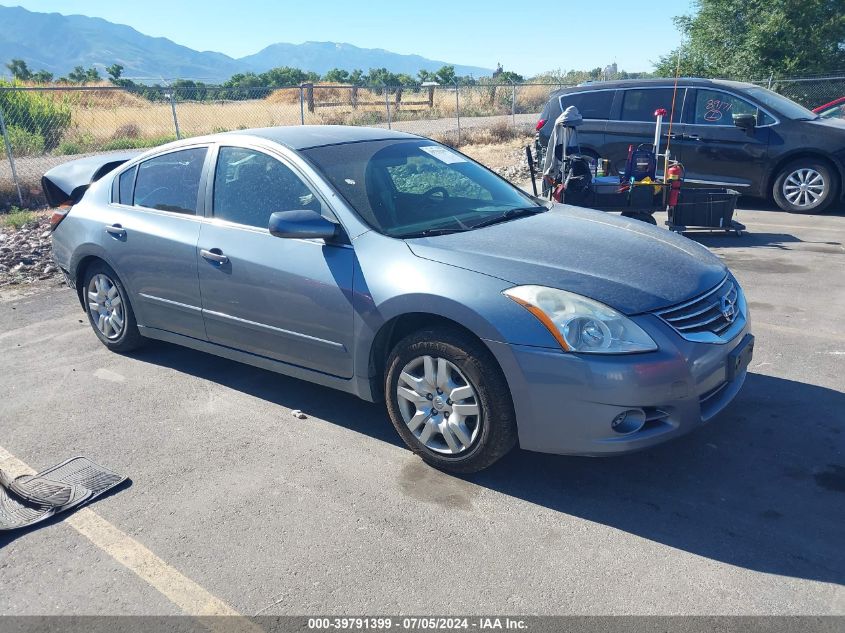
72 254 109 309
366 312 506 403
766 151 843 200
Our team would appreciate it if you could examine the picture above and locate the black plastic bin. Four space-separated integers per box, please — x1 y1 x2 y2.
668 188 743 234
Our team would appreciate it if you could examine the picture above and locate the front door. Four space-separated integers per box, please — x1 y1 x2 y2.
673 88 772 192
197 145 355 378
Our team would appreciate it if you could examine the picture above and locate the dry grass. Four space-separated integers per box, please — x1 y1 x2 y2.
30 83 548 154
457 135 534 173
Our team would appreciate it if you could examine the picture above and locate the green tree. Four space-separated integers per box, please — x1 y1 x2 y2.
32 70 53 83
261 66 312 87
348 69 364 85
323 68 350 83
106 64 124 82
6 59 32 81
655 0 845 79
434 65 457 85
497 70 524 83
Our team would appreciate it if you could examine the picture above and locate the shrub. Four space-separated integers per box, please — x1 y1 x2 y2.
112 123 141 139
1 207 36 229
101 135 176 151
7 125 45 156
0 80 72 150
57 140 84 156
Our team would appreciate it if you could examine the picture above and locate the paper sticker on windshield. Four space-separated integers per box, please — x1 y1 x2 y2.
420 145 466 164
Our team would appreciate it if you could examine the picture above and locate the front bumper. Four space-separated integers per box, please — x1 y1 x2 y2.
487 313 752 455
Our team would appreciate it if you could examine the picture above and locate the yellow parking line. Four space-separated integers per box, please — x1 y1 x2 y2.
0 446 264 630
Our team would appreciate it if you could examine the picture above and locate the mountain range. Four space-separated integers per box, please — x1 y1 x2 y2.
0 5 493 82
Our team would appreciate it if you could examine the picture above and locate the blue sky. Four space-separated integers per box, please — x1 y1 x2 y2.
4 0 693 76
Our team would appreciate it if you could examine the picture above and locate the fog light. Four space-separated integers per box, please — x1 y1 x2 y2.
611 409 646 434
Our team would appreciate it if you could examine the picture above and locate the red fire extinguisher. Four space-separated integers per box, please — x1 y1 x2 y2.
667 163 683 207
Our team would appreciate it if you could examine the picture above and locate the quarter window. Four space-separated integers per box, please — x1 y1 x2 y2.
620 88 683 122
133 148 207 214
118 165 136 206
213 147 323 228
559 91 614 119
693 89 775 126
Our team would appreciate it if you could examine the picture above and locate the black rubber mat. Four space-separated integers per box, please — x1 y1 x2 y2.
0 468 76 507
0 457 126 532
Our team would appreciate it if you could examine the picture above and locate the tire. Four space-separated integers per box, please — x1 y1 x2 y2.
384 327 517 473
773 159 839 213
82 261 144 352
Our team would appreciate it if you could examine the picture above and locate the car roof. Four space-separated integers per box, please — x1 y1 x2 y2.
549 77 760 98
224 125 420 150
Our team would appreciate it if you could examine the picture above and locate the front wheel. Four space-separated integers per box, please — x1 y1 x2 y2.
384 328 517 473
773 160 838 213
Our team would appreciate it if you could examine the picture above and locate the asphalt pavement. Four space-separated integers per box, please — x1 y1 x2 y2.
0 202 843 617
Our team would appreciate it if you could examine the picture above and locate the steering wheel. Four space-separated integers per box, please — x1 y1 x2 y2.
422 187 450 202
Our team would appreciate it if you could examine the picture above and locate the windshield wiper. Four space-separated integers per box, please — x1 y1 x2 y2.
400 226 469 238
468 206 546 230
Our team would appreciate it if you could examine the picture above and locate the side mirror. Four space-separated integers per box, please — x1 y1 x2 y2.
733 113 756 130
268 209 338 240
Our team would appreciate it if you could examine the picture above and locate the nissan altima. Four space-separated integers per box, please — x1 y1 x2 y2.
45 126 753 472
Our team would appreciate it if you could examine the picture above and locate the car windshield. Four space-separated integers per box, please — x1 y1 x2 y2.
744 87 819 120
301 139 546 238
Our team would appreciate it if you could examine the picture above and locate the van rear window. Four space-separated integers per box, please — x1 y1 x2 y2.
559 91 614 120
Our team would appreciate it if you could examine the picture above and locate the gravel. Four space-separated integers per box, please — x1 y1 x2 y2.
0 215 63 287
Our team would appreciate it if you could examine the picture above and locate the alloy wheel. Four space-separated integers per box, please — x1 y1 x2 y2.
87 273 125 340
396 355 482 455
783 167 826 208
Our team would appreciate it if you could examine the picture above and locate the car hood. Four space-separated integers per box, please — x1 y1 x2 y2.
405 205 727 314
807 116 845 131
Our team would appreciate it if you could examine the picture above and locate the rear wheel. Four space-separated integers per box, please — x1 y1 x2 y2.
82 262 143 352
384 328 517 473
773 159 838 213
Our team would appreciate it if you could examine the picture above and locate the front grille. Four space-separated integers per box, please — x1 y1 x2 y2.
655 276 744 342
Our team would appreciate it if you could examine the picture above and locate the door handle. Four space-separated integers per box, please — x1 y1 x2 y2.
686 134 702 141
200 248 229 264
104 224 126 237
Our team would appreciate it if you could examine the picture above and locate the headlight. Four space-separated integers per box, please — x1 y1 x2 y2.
504 285 658 354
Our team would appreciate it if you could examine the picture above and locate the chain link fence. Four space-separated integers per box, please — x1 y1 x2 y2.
2 76 844 209
751 74 845 112
0 82 562 208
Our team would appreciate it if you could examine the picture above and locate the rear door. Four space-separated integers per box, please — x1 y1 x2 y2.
107 145 210 340
197 144 355 378
602 87 687 175
673 88 772 191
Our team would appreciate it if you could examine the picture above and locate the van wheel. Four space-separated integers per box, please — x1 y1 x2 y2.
384 328 517 473
773 159 838 213
82 262 143 352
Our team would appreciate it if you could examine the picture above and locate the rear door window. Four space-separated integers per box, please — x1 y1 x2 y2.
693 89 775 126
559 91 614 119
133 147 207 214
620 88 682 122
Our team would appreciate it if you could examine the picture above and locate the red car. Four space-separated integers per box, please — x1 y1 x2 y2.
813 96 845 119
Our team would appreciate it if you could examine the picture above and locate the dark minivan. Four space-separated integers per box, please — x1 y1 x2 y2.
535 78 845 213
